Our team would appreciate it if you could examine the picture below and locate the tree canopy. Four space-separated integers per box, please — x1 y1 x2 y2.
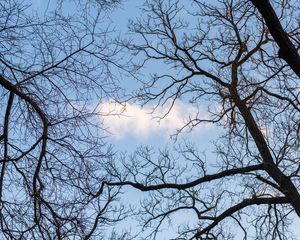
0 0 300 239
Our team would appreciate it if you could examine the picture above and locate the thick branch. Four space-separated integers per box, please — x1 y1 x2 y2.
192 196 289 239
101 164 263 192
0 75 48 222
230 87 300 216
0 92 14 200
250 0 300 78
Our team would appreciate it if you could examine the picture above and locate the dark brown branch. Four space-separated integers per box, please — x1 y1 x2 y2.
0 92 14 200
192 196 289 239
250 0 300 78
0 75 48 223
230 88 300 216
102 164 264 192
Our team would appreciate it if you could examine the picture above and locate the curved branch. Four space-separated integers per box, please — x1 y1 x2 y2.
192 196 289 239
101 164 264 192
0 75 48 222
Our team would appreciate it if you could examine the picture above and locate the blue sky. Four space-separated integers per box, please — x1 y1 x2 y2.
29 0 300 238
98 1 300 238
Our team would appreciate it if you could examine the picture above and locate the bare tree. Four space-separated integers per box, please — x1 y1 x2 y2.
99 0 300 239
2 0 300 239
0 0 129 239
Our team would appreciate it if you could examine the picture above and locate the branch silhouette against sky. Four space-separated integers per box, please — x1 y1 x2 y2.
0 0 299 239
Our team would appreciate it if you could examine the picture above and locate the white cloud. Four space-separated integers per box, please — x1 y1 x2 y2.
99 100 211 139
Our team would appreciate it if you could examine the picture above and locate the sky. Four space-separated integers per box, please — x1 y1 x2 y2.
97 1 300 238
29 0 300 239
